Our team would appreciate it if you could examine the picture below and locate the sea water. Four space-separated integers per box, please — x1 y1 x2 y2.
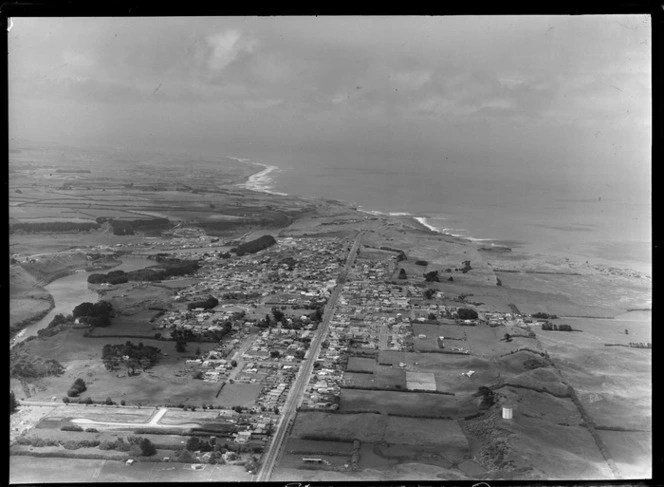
240 152 651 275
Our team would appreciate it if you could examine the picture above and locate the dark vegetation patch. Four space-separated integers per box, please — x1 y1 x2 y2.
10 222 100 233
231 235 277 257
88 258 200 284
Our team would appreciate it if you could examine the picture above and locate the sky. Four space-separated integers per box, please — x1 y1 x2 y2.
8 15 651 191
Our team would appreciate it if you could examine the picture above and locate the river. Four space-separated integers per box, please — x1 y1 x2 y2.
12 256 154 346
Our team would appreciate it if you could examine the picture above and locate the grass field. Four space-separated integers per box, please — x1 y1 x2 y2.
598 430 651 479
346 356 376 373
377 350 499 394
9 456 252 483
339 389 477 419
507 417 614 480
405 371 436 391
291 411 387 443
539 319 651 431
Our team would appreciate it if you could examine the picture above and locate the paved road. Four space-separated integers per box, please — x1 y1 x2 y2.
255 232 362 482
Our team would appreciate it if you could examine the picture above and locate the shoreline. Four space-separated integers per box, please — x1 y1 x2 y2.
227 157 288 196
226 156 650 279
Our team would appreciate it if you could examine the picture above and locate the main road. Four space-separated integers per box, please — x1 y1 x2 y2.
255 232 362 482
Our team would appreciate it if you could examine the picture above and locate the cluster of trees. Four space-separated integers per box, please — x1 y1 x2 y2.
457 308 479 320
95 217 170 236
10 221 100 234
231 235 276 256
67 378 88 397
171 320 234 346
88 259 200 284
98 435 157 456
415 260 428 266
474 386 495 408
460 260 472 273
221 291 262 301
10 391 18 414
187 295 219 310
532 312 558 319
72 300 113 327
424 270 440 282
102 341 161 373
423 288 436 300
541 323 572 331
257 306 322 330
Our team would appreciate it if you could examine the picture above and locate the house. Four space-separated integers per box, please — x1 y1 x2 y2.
236 431 252 443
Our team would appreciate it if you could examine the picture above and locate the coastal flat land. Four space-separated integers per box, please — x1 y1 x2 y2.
9 144 651 482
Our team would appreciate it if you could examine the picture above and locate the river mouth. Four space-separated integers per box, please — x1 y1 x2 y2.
12 255 155 346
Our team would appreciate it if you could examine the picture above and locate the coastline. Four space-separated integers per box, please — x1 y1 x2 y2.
227 156 650 279
228 157 288 196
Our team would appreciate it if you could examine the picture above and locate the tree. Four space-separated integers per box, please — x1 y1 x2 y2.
127 359 139 376
178 449 194 463
72 302 95 318
427 312 437 321
424 270 440 282
67 378 87 397
423 288 436 300
195 346 201 355
10 391 18 413
457 308 478 320
270 350 281 359
272 307 284 322
398 268 407 279
231 360 237 368
140 438 157 457
105 396 114 405
274 407 280 414
120 399 126 406
176 341 187 353
186 436 201 451
62 396 70 404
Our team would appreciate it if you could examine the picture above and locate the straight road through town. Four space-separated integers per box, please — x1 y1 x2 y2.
255 232 361 482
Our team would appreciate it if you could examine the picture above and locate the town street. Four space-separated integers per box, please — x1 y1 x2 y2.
255 232 362 482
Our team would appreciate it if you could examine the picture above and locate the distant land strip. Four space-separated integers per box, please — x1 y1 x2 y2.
494 269 583 276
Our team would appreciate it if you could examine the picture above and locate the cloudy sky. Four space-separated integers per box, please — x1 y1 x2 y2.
8 15 651 184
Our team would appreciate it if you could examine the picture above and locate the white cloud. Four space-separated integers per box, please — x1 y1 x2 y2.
206 29 257 72
391 70 431 91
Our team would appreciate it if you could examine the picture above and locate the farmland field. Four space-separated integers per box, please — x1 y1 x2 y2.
10 456 252 483
346 356 376 373
290 411 387 443
598 430 651 479
339 389 477 418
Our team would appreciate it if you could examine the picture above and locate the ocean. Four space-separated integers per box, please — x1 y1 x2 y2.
234 151 651 275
